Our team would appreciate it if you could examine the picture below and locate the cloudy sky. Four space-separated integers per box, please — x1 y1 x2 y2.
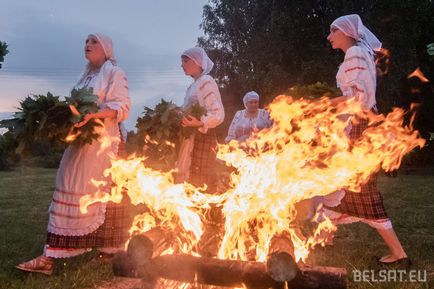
0 0 208 130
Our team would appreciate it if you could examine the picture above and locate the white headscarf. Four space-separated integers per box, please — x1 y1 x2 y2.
243 91 260 108
91 33 116 65
182 47 214 76
331 14 381 55
75 33 117 99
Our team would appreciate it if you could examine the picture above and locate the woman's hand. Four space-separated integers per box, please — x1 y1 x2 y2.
74 113 94 128
74 109 117 128
182 115 203 127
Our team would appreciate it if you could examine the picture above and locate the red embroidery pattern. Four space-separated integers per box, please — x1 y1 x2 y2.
345 56 367 62
345 66 367 73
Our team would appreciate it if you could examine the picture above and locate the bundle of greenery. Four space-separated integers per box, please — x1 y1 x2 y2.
135 99 207 167
181 102 207 138
0 88 102 153
65 88 102 147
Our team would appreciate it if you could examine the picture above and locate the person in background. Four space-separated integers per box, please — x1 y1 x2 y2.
16 33 131 275
225 91 271 143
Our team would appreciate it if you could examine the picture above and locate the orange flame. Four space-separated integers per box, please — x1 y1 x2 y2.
216 95 424 262
80 157 224 254
64 128 81 143
79 95 424 266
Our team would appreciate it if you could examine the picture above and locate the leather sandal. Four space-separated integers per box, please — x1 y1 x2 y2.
15 255 54 275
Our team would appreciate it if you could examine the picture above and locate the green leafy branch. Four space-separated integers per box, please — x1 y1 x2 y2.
0 88 102 153
135 99 207 168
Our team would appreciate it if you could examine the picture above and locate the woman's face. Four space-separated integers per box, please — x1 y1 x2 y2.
246 99 259 113
84 35 106 65
327 27 352 51
181 56 202 77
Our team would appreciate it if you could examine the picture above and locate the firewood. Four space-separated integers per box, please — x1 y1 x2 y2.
148 254 281 289
127 226 173 266
114 253 346 289
266 232 298 282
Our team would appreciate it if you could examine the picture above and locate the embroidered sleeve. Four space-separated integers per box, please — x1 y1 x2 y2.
197 76 225 133
342 46 372 106
100 68 131 122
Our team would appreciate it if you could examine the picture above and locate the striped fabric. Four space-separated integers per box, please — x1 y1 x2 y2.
46 200 132 250
45 133 132 258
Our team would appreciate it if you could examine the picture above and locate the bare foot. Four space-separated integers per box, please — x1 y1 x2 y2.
379 254 407 263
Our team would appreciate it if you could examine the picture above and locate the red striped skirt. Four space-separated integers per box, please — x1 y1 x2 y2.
46 201 131 249
46 134 132 250
325 118 388 220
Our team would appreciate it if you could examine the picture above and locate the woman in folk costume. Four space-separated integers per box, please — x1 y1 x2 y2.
225 91 271 143
324 14 410 266
176 47 224 194
16 33 131 275
176 47 224 257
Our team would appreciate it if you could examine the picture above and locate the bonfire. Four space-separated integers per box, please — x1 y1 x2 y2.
79 95 424 289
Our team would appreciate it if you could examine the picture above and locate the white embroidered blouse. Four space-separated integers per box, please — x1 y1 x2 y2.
225 109 271 142
336 45 377 110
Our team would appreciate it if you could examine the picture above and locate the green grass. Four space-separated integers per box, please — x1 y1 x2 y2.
306 174 434 288
0 167 114 289
0 167 433 288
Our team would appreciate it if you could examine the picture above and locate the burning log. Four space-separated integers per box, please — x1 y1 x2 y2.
115 254 346 289
197 205 224 257
148 254 281 289
266 232 298 282
113 226 173 278
127 226 173 265
113 226 345 288
112 251 146 279
292 264 347 289
265 233 346 289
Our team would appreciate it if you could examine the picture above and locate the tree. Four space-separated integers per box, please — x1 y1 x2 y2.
0 41 9 69
199 0 434 106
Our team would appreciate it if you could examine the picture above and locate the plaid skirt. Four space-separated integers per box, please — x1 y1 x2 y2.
189 130 218 193
325 118 388 220
46 201 132 249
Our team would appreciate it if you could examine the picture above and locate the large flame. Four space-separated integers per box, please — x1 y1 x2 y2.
79 95 424 265
216 95 424 262
80 156 224 253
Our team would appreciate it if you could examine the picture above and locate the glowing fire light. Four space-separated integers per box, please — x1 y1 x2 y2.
216 95 424 262
79 95 424 265
80 156 224 254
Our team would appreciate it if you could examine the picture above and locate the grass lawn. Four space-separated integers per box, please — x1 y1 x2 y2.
0 167 433 288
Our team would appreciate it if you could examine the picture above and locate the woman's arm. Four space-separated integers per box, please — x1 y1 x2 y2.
195 76 225 132
75 68 130 128
99 68 131 122
340 47 375 109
